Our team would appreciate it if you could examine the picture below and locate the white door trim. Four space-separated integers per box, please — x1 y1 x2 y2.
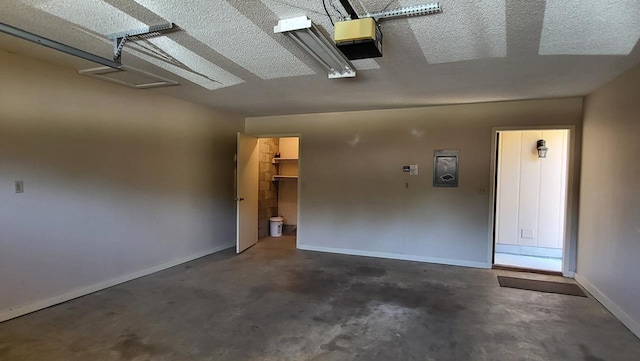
488 125 577 277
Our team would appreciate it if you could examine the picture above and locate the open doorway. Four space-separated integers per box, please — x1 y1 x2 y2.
255 136 299 250
493 129 570 273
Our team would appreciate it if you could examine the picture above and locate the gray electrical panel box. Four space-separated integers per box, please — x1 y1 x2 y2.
433 150 459 187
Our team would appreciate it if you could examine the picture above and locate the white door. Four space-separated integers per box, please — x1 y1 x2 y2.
494 130 569 272
236 133 259 253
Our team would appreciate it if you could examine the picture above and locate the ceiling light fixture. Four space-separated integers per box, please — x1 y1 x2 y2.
274 16 355 79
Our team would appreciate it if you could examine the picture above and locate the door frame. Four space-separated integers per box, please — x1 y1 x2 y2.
250 133 302 249
487 125 577 277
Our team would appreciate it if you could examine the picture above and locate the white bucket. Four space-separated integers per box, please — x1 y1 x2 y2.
269 217 284 237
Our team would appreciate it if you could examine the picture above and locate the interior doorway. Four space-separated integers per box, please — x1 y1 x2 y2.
235 134 299 254
256 136 299 249
493 129 570 272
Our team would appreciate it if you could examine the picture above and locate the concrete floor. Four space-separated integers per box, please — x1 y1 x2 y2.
1 238 639 361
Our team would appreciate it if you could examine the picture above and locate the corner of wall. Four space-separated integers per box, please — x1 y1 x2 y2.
575 273 640 338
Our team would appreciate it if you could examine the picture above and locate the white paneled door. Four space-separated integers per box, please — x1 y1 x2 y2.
236 133 259 253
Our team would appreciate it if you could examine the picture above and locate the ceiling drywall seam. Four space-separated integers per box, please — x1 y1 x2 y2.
103 0 262 83
133 0 315 79
137 38 244 90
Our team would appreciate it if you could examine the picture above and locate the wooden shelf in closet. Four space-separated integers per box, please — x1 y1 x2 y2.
271 158 298 163
271 175 298 181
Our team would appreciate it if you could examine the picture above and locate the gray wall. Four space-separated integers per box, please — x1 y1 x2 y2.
0 51 241 320
577 63 640 337
246 98 583 268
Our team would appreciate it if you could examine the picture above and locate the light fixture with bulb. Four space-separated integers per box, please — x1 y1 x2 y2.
537 139 549 158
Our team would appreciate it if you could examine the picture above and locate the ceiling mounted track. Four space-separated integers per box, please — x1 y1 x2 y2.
0 21 122 69
338 0 359 20
0 21 177 69
364 2 442 21
337 1 442 22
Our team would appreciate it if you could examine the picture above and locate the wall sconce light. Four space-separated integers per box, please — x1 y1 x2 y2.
537 139 549 158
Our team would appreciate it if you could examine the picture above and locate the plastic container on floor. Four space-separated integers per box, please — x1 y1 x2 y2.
269 217 284 237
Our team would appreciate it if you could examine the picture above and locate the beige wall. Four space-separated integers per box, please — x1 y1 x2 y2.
0 51 242 320
577 63 640 337
496 130 568 250
246 98 583 268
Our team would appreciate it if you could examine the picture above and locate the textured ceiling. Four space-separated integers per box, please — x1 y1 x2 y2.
0 0 639 117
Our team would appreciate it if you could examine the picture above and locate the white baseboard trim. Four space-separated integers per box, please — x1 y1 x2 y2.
297 244 491 269
575 272 640 338
0 243 234 323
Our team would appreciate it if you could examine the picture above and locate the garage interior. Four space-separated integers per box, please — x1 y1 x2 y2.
1 1 639 360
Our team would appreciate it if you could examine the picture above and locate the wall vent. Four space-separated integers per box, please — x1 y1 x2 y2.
78 66 179 89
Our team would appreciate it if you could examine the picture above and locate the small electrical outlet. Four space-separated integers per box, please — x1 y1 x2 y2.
15 181 24 193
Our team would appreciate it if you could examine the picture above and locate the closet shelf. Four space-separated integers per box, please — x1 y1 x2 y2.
272 158 298 163
272 175 298 181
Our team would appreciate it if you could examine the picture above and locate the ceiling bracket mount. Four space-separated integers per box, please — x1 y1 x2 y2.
106 23 176 62
364 2 442 21
113 36 128 62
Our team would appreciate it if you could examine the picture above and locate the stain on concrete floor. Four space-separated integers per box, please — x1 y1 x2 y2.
1 239 639 360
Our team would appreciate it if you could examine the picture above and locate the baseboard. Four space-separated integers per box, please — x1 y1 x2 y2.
574 272 640 338
297 244 491 269
0 243 234 323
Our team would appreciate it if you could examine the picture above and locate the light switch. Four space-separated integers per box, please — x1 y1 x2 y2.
15 181 24 193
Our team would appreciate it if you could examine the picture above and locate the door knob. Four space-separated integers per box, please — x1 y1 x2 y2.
235 197 245 201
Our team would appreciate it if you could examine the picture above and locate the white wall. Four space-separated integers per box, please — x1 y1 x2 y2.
246 99 583 268
277 137 298 225
0 51 242 321
576 63 640 337
496 130 568 249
